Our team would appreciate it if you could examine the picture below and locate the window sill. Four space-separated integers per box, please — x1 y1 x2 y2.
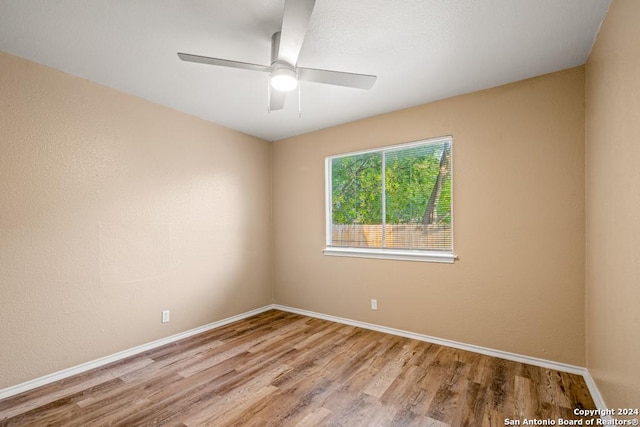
322 247 457 263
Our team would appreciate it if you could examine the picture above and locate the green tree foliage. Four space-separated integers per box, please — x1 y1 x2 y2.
331 142 451 225
331 152 382 224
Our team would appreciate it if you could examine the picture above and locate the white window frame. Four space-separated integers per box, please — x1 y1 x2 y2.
323 136 457 263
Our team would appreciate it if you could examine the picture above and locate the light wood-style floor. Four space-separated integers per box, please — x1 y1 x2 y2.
0 310 596 426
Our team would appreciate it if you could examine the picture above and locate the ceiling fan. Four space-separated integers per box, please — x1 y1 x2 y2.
177 0 377 112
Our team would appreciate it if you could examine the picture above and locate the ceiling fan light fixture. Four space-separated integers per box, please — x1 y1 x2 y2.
270 66 298 91
178 0 376 111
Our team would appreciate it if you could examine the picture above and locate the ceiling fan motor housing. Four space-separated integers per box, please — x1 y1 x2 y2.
270 31 283 65
270 31 298 91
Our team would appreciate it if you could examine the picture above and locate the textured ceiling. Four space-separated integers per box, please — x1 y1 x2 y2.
0 0 610 141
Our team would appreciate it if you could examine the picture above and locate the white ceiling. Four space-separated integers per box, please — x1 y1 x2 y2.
0 0 610 141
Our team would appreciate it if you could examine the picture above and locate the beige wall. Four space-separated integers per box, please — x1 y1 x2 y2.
0 51 272 389
586 0 640 407
273 67 586 365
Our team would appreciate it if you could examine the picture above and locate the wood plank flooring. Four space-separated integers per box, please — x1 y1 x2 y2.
0 310 597 426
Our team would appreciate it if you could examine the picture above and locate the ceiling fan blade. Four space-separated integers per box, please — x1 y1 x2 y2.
278 0 315 66
298 67 377 89
177 53 270 73
269 86 286 111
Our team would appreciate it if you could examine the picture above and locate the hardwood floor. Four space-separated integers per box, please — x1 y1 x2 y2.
0 310 596 426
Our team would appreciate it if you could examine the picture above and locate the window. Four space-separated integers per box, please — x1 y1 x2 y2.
324 136 455 263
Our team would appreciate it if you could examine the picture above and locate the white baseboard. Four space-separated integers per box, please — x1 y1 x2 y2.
0 305 273 401
581 369 610 419
0 303 609 416
273 304 609 413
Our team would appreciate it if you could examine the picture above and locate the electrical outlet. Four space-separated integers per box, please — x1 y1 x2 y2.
161 310 170 323
371 299 378 310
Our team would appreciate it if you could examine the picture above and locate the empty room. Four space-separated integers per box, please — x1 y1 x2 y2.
0 0 638 425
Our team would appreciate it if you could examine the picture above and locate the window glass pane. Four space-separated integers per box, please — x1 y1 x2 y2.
326 136 453 256
331 152 382 248
384 141 452 251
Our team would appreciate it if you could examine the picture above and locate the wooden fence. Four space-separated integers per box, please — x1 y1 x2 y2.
330 224 452 251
